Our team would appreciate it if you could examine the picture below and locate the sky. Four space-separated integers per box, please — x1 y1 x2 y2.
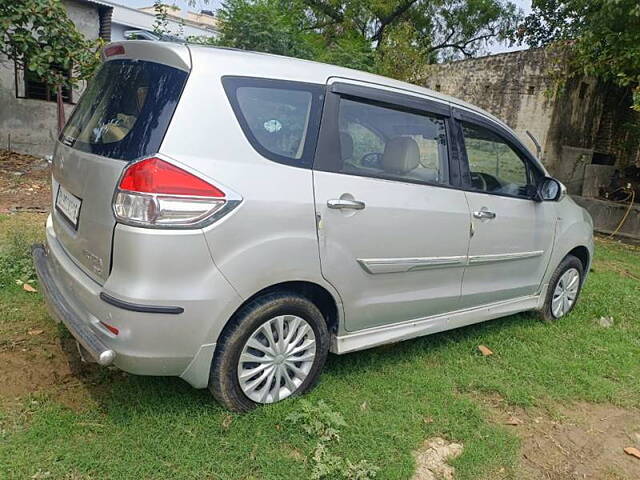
493 0 532 54
110 0 533 54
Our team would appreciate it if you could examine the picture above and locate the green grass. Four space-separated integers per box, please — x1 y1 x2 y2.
1 213 639 479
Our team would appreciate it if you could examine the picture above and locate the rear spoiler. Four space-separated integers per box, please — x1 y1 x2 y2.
124 30 184 43
102 40 191 72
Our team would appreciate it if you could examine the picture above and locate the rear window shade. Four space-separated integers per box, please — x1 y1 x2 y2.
60 59 188 161
222 76 324 168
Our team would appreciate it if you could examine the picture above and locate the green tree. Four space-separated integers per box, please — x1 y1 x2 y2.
519 0 640 110
213 0 521 80
0 0 103 130
152 0 170 35
215 0 320 59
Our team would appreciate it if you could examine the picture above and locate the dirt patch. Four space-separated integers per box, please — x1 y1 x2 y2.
483 397 640 479
411 437 463 480
0 328 110 411
283 444 305 462
0 149 50 214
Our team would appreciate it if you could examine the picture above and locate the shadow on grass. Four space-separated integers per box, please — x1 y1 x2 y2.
325 311 537 377
53 309 537 419
53 323 222 420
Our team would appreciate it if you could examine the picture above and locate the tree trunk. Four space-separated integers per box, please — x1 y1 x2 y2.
56 85 65 134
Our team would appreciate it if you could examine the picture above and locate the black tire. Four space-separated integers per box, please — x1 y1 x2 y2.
209 292 330 412
539 254 584 322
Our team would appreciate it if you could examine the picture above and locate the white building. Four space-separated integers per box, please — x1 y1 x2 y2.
107 1 218 41
0 0 217 156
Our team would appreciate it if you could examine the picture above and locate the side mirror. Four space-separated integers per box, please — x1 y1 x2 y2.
537 177 566 202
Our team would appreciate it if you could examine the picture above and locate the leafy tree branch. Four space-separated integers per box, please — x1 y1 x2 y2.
519 0 640 111
0 0 103 91
212 0 521 80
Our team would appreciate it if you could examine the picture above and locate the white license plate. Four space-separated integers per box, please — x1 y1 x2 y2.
56 185 82 229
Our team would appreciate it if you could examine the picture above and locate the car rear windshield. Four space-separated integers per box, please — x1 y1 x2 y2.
60 59 188 161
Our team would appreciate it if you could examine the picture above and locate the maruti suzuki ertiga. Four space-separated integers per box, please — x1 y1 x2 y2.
33 41 593 411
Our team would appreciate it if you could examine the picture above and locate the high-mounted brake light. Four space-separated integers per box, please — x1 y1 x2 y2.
113 157 238 228
104 44 125 57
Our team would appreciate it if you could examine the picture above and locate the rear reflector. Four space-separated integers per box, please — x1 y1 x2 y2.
104 44 125 57
100 321 119 335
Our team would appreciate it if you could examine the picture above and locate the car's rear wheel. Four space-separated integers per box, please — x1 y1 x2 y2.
539 254 584 322
209 292 329 412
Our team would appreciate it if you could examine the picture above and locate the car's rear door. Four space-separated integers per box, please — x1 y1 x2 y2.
51 42 190 283
313 80 471 332
452 107 556 307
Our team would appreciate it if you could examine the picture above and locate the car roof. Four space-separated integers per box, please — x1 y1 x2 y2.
109 41 538 163
186 44 508 129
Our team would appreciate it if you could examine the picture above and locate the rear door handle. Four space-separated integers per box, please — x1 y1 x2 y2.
473 209 496 219
327 199 365 210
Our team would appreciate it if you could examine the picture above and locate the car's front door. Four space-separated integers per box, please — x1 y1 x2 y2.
454 111 556 308
313 81 471 332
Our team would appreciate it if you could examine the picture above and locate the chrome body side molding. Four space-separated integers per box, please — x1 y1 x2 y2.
357 256 467 274
357 251 544 274
468 250 544 265
331 292 545 354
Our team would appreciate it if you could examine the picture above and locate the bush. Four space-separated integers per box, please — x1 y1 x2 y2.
0 215 42 288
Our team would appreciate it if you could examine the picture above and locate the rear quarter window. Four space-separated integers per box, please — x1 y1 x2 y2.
222 76 324 168
60 59 188 161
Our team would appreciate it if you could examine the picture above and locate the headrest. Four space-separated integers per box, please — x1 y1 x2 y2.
382 136 419 174
340 131 353 161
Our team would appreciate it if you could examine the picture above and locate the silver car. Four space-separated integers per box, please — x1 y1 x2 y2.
33 41 593 411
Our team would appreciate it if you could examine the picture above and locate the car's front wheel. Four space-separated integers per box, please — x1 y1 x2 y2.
540 254 584 321
209 292 329 412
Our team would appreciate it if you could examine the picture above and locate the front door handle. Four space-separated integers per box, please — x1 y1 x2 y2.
327 199 365 210
473 209 496 219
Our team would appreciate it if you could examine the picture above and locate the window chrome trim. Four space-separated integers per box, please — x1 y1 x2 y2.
357 250 543 274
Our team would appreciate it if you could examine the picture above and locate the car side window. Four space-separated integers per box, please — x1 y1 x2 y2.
343 122 385 166
336 98 449 186
462 122 531 197
236 87 312 160
222 77 324 168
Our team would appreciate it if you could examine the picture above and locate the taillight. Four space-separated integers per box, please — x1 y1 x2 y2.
113 157 238 228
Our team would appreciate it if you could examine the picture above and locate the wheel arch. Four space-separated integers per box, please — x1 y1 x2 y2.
566 245 591 274
220 280 341 339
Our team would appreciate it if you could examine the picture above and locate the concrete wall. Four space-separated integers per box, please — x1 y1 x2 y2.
421 48 555 168
574 196 640 241
0 0 99 157
543 77 640 193
421 48 640 190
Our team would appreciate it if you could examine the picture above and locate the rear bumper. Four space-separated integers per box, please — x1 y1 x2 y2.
32 243 116 366
33 214 244 388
